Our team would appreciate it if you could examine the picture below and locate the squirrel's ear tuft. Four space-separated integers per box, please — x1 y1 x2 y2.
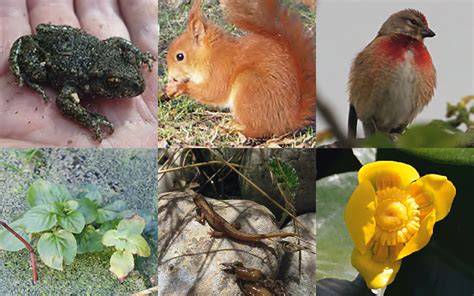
188 0 206 46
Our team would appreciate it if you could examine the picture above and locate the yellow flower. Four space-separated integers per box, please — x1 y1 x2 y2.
344 161 456 289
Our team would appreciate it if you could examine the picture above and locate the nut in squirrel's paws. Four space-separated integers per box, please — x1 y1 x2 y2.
164 79 188 98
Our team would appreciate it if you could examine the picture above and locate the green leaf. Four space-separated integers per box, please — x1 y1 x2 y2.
268 158 300 193
402 148 474 166
22 204 58 233
360 134 396 148
316 172 358 281
101 230 122 247
76 184 103 204
98 219 121 233
396 122 467 148
352 148 376 165
0 220 30 251
77 198 99 224
117 215 146 235
96 200 128 223
109 249 134 282
26 180 71 208
57 210 85 234
63 200 79 212
127 234 150 257
76 226 104 254
37 230 77 270
102 216 150 256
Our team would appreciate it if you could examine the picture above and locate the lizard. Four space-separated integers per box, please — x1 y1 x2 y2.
192 192 299 242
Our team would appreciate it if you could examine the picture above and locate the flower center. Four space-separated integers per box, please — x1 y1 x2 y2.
375 200 408 231
371 187 422 262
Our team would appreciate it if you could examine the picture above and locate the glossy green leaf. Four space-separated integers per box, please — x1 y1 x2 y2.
76 184 103 204
402 148 474 166
26 180 71 208
57 210 85 234
127 234 150 257
109 249 134 282
317 172 358 281
0 220 30 251
38 230 77 270
22 204 58 233
76 226 104 254
96 200 128 223
352 148 376 165
102 216 150 256
396 122 467 148
117 215 146 235
102 230 122 247
77 198 99 224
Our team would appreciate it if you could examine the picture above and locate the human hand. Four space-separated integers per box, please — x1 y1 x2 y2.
0 0 158 147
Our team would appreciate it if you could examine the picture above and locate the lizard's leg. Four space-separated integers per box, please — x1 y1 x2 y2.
195 208 206 225
231 222 241 230
209 230 225 238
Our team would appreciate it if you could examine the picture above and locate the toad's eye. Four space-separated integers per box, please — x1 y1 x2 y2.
176 52 185 62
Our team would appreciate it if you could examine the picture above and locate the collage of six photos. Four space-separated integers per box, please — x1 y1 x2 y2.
0 0 473 295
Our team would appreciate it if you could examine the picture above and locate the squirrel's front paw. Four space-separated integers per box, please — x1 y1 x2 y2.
165 79 187 98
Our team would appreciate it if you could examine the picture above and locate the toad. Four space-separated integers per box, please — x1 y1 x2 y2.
9 24 155 141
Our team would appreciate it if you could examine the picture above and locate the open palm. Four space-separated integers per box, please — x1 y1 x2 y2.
0 0 157 147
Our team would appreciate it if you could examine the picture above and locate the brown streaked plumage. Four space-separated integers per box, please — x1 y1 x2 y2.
348 9 436 137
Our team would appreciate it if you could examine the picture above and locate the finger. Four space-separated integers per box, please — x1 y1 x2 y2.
27 0 80 29
119 0 158 116
75 0 129 40
0 0 30 74
119 0 158 55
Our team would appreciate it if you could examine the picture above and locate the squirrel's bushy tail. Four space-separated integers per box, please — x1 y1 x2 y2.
221 0 316 126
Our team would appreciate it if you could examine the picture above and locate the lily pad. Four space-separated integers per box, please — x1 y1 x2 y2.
402 148 474 166
316 172 358 281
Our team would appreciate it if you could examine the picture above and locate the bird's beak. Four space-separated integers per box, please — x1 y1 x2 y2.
421 27 436 38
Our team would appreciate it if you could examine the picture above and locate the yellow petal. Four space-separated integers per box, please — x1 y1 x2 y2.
351 248 402 289
411 174 456 222
344 180 376 254
393 210 436 261
359 161 420 191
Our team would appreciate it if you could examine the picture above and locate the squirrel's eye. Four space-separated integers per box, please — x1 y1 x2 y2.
176 53 185 62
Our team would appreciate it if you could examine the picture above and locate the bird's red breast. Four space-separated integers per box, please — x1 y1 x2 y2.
375 34 433 69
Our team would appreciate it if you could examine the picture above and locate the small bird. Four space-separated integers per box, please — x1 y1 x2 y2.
348 9 436 138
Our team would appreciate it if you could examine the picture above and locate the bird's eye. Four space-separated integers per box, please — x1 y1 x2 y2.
176 52 185 62
406 19 418 26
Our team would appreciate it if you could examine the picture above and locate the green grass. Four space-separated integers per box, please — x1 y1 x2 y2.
158 1 316 147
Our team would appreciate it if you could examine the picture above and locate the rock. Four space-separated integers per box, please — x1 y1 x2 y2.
239 149 316 217
158 191 285 296
280 213 317 295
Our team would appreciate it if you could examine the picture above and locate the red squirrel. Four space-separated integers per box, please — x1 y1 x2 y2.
165 0 315 138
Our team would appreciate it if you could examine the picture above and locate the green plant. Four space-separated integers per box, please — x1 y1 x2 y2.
0 179 151 282
268 158 300 226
